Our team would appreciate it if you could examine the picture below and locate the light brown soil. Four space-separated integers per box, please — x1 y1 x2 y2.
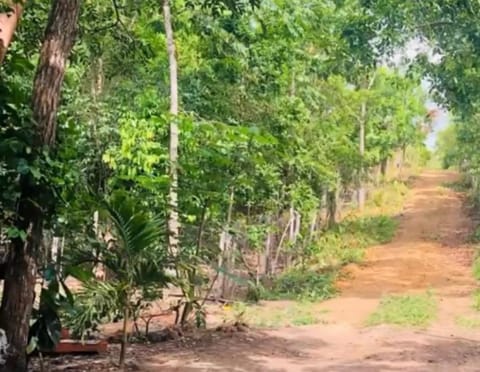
36 170 480 371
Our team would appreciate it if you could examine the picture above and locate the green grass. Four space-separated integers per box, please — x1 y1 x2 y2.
472 256 480 281
455 314 480 329
367 292 437 327
225 301 328 329
262 269 337 302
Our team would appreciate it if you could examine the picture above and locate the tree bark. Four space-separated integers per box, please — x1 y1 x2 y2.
0 1 24 64
357 101 366 210
119 306 129 370
162 0 180 256
0 1 80 370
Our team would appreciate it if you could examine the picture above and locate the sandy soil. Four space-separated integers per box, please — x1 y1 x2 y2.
35 170 480 371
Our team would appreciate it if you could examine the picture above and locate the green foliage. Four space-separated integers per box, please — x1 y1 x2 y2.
28 265 74 353
472 254 480 282
472 290 480 312
367 292 437 327
309 215 397 270
264 269 337 302
259 212 398 302
65 192 170 344
63 280 120 340
435 124 459 169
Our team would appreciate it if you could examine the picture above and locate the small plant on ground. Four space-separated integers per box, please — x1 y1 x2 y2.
367 292 437 327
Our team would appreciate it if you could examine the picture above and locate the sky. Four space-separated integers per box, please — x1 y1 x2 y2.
389 38 449 151
425 101 449 150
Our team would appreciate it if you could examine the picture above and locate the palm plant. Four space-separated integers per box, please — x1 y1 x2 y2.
67 191 171 369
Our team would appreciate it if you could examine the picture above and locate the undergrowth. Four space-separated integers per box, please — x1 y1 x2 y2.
256 181 404 302
261 215 398 301
363 181 409 216
367 292 437 327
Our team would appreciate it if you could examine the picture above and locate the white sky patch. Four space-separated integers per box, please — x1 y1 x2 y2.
383 38 447 149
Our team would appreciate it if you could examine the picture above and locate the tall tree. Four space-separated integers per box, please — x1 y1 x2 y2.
0 0 80 370
162 0 180 256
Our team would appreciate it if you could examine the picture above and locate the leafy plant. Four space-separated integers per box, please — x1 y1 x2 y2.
28 265 74 354
67 191 171 368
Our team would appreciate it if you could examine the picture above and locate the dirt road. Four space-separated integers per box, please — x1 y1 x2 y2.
139 170 480 372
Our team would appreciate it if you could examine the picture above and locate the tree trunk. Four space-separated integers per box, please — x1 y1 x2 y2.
0 1 80 370
380 158 388 178
119 306 129 370
219 188 234 298
357 72 376 211
162 0 180 256
0 1 24 64
326 188 337 228
358 101 366 210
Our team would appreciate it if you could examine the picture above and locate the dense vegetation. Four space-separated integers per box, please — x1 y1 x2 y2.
2 0 475 370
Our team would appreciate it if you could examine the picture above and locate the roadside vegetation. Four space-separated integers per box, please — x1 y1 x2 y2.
367 292 438 328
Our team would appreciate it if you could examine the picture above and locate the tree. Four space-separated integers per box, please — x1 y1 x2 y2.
67 192 169 369
162 0 180 257
0 1 80 370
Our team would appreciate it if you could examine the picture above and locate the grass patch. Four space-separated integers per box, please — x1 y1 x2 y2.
472 256 480 281
367 292 437 327
455 314 480 329
472 289 480 311
224 301 327 329
262 269 337 301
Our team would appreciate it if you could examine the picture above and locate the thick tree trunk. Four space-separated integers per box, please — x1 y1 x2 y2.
0 1 24 64
0 1 80 370
163 0 180 256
